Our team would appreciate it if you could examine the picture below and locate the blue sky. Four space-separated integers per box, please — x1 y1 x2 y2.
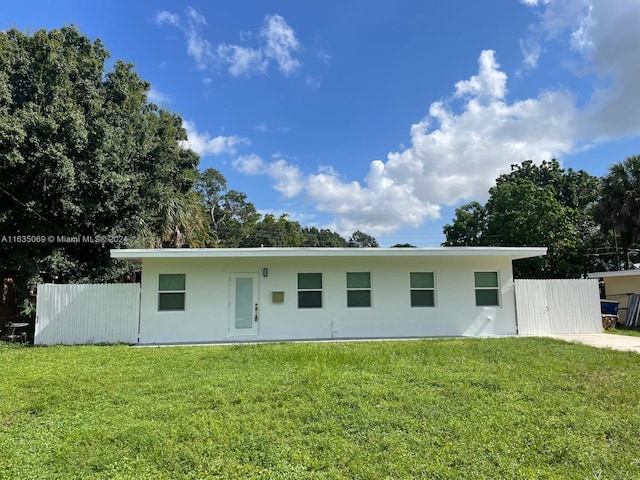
4 1 640 246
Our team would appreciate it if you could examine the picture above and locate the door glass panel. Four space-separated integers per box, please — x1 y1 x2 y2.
235 278 253 329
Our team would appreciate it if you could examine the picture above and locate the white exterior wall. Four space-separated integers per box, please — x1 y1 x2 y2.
138 255 517 344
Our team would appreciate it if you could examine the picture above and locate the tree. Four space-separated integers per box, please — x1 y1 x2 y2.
485 178 583 278
348 230 379 248
212 190 260 247
300 227 348 247
241 214 301 247
391 243 416 248
442 160 599 278
596 155 640 270
0 27 201 293
442 202 489 246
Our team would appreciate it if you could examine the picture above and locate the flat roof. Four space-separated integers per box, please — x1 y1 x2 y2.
111 246 547 262
587 269 640 279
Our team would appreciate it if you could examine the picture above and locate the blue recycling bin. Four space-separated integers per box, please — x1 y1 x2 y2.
600 300 619 315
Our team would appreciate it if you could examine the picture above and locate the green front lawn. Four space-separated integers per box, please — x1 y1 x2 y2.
1 338 639 479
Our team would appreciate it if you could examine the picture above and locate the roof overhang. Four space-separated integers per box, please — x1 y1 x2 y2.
587 269 640 279
111 246 547 263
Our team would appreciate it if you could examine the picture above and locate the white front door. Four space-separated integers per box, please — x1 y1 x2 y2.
229 273 259 336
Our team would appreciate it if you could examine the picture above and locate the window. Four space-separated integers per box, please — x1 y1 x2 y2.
410 272 435 307
158 274 186 311
298 273 322 308
474 272 500 306
347 272 371 307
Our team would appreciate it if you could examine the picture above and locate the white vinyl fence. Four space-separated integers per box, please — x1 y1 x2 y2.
35 284 140 345
515 279 602 335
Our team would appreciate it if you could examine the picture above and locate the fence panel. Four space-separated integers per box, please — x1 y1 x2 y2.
515 279 601 335
35 284 140 345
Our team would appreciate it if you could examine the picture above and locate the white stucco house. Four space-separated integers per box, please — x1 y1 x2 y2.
110 247 547 344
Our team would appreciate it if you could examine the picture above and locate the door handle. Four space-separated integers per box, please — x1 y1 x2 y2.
254 303 259 322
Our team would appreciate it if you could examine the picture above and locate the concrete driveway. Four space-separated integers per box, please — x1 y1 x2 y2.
550 334 640 353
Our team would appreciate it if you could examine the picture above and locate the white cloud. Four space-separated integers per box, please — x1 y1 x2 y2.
518 37 541 72
154 11 179 26
454 50 507 100
522 0 640 139
154 9 302 78
148 87 170 105
260 14 302 76
231 49 581 235
186 6 206 25
254 122 268 132
295 0 640 235
317 50 332 64
233 155 304 198
305 76 322 90
216 44 266 77
181 120 250 156
233 154 266 175
171 1 640 237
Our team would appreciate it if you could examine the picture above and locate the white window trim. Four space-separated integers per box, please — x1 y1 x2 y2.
474 271 501 307
158 273 186 312
410 271 437 308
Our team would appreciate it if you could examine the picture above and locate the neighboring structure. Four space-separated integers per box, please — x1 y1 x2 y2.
111 247 547 344
587 269 640 324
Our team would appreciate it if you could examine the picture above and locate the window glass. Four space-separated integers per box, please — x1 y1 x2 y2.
410 272 434 289
410 272 435 307
159 274 185 291
475 289 499 307
298 273 323 309
474 272 500 307
299 291 323 309
158 274 186 311
347 272 371 307
411 290 435 307
158 292 186 311
347 272 371 289
347 290 371 308
298 273 322 290
474 272 498 288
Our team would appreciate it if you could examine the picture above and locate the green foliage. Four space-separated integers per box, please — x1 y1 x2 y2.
596 155 640 269
1 338 640 478
443 160 599 278
443 201 488 247
348 230 379 248
241 214 301 247
0 26 201 287
300 227 349 247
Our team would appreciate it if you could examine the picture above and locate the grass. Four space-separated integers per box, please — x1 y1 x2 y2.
608 326 640 337
1 338 639 479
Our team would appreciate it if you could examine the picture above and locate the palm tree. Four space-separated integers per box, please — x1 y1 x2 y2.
597 155 640 269
134 191 212 248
